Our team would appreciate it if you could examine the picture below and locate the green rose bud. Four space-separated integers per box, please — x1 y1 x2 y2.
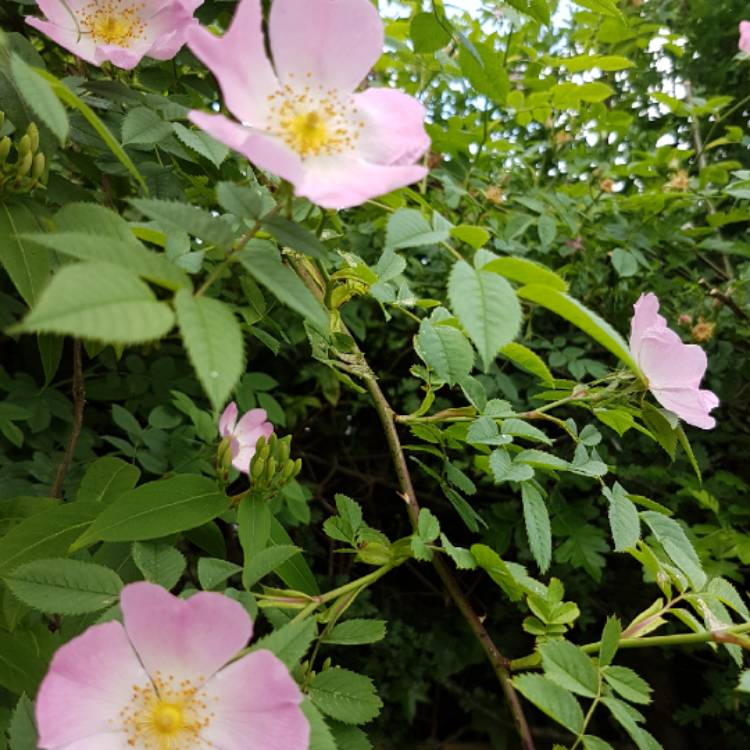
31 152 45 181
27 123 39 153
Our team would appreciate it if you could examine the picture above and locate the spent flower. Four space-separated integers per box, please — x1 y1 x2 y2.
219 401 274 475
27 0 203 69
35 582 309 750
187 0 430 209
629 292 719 430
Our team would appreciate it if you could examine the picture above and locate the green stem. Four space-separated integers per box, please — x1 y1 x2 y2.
571 675 602 750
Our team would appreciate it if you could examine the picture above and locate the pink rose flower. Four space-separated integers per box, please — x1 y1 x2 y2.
26 0 204 70
35 582 309 750
219 401 274 475
187 0 430 209
629 293 719 430
740 21 750 54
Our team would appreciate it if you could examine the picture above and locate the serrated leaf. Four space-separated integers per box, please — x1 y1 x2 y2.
410 12 452 53
252 618 317 668
132 542 186 589
521 482 552 573
323 619 387 646
385 209 449 249
0 630 47 696
415 319 474 385
269 518 320 595
448 260 522 370
583 737 615 750
503 418 552 445
173 122 229 168
605 482 640 552
440 534 477 570
175 290 244 412
489 450 535 483
11 262 175 344
76 457 140 504
4 558 122 614
572 0 622 17
73 475 229 548
217 182 271 221
602 666 652 705
238 241 329 333
641 512 706 590
417 508 440 543
121 107 171 146
8 694 38 750
262 215 329 261
10 55 68 145
301 699 337 750
196 557 241 590
500 342 555 386
513 673 584 734
243 544 301 589
599 616 621 667
539 640 598 697
309 668 383 725
330 723 372 750
471 543 523 601
483 256 568 291
517 285 639 373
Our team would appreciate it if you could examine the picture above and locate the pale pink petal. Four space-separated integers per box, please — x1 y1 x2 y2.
629 292 667 356
232 421 274 473
48 734 131 750
186 0 278 124
33 0 79 24
269 0 383 92
35 622 148 750
232 445 254 475
94 44 145 69
235 408 271 440
219 401 238 437
143 3 200 59
354 88 431 166
25 16 98 64
189 111 305 184
651 387 718 430
297 156 427 209
120 582 252 685
201 650 308 750
637 328 708 389
740 21 750 54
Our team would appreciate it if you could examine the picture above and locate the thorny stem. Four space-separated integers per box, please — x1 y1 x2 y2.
363 373 537 750
51 340 85 498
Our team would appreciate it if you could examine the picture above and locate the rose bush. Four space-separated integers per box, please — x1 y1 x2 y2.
0 0 749 748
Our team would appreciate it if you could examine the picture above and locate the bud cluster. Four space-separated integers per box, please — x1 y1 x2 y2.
248 433 302 496
0 115 47 195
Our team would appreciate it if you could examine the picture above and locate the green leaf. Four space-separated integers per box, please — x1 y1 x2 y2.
641 512 706 590
738 670 750 694
599 616 621 667
471 543 523 601
450 224 489 249
505 0 551 24
440 534 477 570
175 290 244 412
132 541 186 589
173 122 229 168
243 544 301 589
4 558 123 615
605 482 641 552
238 241 329 333
513 674 584 734
572 0 622 17
521 482 552 573
9 55 68 145
269 517 320 595
323 619 387 646
0 630 47 696
602 697 660 750
73 475 229 548
483 256 568 292
252 618 317 668
517 284 639 373
8 694 38 750
121 107 171 146
129 198 236 248
217 182 271 221
500 342 555 386
579 82 616 102
238 497 272 564
448 260 522 371
11 262 175 344
19 230 189 291
539 640 599 697
489 450 535 483
503 418 553 445
417 508 440 543
262 215 329 261
583 737 615 750
410 12 452 53
602 666 653 705
76 456 140 504
0 201 52 307
415 319 475 385
458 42 510 104
385 209 449 249
330 724 372 750
301 700 337 750
0 502 99 576
196 557 242 590
309 668 383 725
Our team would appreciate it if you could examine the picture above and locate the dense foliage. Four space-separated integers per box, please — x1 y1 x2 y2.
0 0 749 748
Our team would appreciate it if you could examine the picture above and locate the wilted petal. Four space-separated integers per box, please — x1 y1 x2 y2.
269 0 383 92
35 622 148 749
201 650 308 750
121 582 252 685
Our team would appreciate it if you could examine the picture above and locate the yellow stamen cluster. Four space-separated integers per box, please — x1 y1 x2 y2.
267 75 365 159
117 672 215 749
77 1 146 47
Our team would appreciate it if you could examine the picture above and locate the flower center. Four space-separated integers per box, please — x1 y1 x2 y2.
118 672 214 749
267 77 364 159
78 1 146 47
